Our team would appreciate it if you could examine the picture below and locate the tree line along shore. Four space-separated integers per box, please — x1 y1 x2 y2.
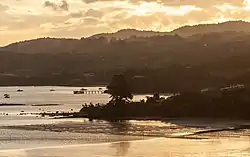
41 75 250 120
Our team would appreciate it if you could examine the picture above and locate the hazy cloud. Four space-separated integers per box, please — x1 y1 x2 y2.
130 0 246 7
70 11 84 18
44 0 69 11
1 0 250 46
0 3 9 12
44 1 57 10
60 0 69 11
82 0 110 4
80 0 246 7
84 9 103 18
83 17 100 24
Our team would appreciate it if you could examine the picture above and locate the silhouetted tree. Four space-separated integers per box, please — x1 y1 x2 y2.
153 93 160 101
105 74 133 105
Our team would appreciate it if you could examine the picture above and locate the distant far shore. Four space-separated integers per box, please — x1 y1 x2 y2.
0 103 62 107
56 116 250 122
0 85 106 88
0 85 170 95
38 111 250 121
0 103 25 106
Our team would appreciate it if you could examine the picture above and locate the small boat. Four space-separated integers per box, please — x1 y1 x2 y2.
49 86 56 92
73 88 87 94
4 94 10 99
17 89 23 92
99 88 102 90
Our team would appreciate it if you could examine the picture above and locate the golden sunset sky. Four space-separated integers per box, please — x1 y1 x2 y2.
1 0 250 46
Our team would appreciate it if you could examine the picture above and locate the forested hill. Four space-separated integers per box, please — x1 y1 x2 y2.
2 20 250 54
1 21 250 93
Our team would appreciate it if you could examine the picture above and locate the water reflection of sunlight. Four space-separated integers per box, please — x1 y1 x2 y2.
0 150 27 157
108 120 131 135
1 136 250 157
129 120 176 127
111 142 130 156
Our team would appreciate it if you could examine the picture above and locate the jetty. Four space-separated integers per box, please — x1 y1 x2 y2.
73 90 105 94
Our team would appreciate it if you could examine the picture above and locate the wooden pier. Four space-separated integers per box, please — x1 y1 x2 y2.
84 90 104 94
73 90 105 94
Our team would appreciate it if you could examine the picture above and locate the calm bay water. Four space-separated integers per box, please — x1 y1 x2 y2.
0 86 149 114
0 86 249 157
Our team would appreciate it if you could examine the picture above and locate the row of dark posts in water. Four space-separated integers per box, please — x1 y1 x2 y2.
73 90 104 94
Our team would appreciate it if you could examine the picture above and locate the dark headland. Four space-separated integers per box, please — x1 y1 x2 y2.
42 75 250 121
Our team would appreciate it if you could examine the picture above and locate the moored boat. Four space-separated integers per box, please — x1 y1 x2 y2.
73 88 87 94
4 94 10 99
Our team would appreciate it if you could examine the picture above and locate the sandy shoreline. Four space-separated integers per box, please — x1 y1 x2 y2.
1 137 250 157
0 138 151 152
2 118 250 139
1 115 250 157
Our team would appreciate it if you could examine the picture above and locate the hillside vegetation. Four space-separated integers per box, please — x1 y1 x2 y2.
1 21 250 93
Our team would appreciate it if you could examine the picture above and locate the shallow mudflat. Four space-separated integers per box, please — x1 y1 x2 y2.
3 118 250 138
0 136 250 157
1 116 250 157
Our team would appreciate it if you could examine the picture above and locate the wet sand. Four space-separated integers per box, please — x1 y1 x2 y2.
1 137 250 157
1 116 250 157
